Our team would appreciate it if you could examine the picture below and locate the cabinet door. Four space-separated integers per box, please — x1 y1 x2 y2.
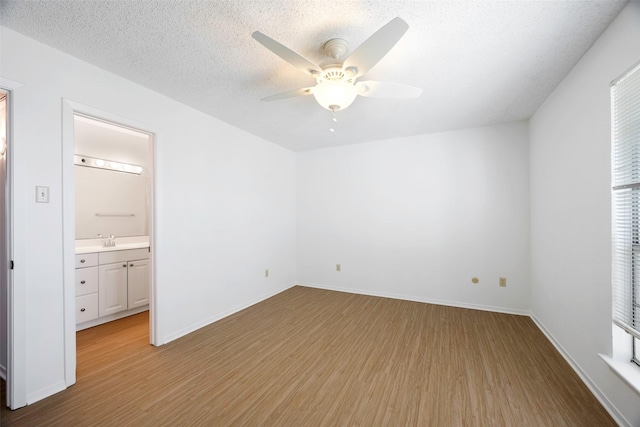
99 262 128 317
128 259 150 309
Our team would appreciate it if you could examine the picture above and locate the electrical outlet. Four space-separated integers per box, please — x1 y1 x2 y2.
265 269 269 278
336 264 341 272
499 277 507 287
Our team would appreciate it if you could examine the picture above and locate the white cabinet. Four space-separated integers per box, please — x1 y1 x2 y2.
75 247 150 328
99 262 129 316
75 253 98 269
76 294 99 323
75 254 99 324
128 259 150 309
76 266 99 296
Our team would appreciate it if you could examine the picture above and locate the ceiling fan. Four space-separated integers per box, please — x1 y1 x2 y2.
252 17 422 112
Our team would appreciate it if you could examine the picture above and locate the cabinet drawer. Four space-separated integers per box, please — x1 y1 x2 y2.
76 266 98 296
76 293 98 324
75 253 98 268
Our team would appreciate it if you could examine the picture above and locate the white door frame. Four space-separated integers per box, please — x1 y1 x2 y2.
2 78 26 409
61 99 160 387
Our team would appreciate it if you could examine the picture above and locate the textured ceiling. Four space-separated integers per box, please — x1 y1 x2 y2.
0 0 628 151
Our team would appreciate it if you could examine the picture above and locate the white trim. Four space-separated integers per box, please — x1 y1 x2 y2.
148 126 159 346
1 77 27 409
599 354 640 397
162 284 294 344
61 100 160 391
296 282 530 316
61 101 76 387
529 315 630 427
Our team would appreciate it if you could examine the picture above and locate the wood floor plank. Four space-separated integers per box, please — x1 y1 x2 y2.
1 286 616 426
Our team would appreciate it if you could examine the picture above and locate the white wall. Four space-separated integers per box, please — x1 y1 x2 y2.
529 2 640 425
297 121 530 313
1 27 296 404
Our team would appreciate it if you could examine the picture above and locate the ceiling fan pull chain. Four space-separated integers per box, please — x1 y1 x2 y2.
329 110 338 133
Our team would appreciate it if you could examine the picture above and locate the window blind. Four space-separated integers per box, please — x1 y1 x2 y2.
612 61 640 340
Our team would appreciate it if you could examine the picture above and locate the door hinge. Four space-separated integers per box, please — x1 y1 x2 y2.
10 260 14 270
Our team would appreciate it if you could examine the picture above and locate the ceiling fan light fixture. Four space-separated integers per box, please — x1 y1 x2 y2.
312 80 358 111
253 17 421 113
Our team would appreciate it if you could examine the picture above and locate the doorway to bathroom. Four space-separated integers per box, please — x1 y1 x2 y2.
74 114 151 315
61 101 158 387
0 89 10 405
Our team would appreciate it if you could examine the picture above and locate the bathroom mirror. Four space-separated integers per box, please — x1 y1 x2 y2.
75 166 149 239
74 114 150 240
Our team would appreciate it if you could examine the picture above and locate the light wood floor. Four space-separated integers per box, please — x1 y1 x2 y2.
1 286 615 426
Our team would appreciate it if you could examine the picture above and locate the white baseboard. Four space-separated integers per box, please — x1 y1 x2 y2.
529 315 629 427
162 284 295 344
297 282 530 316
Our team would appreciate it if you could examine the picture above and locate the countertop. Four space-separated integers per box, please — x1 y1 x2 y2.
75 236 150 254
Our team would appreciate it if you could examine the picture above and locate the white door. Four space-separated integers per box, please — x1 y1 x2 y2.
98 262 128 316
127 258 149 309
2 81 27 409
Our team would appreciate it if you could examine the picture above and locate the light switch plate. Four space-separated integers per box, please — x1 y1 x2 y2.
36 186 49 203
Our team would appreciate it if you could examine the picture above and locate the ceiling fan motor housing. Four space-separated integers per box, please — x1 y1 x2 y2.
318 67 355 84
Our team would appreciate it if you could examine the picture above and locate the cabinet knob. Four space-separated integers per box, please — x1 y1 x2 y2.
123 264 127 268
130 263 134 267
80 259 85 263
80 308 86 312
80 280 86 284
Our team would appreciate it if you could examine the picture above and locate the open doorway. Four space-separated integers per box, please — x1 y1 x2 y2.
73 114 152 379
0 90 8 396
62 101 158 387
73 114 151 329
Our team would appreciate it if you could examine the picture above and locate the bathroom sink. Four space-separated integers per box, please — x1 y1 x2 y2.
75 237 150 254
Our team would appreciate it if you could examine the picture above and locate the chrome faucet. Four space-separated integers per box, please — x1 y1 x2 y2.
102 234 117 247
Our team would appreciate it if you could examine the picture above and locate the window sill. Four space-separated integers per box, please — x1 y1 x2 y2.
599 353 640 396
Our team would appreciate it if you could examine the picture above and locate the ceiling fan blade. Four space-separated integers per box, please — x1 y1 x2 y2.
356 81 423 98
342 17 409 78
261 87 314 102
252 31 323 76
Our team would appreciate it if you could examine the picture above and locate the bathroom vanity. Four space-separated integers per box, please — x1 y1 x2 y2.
75 237 150 330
